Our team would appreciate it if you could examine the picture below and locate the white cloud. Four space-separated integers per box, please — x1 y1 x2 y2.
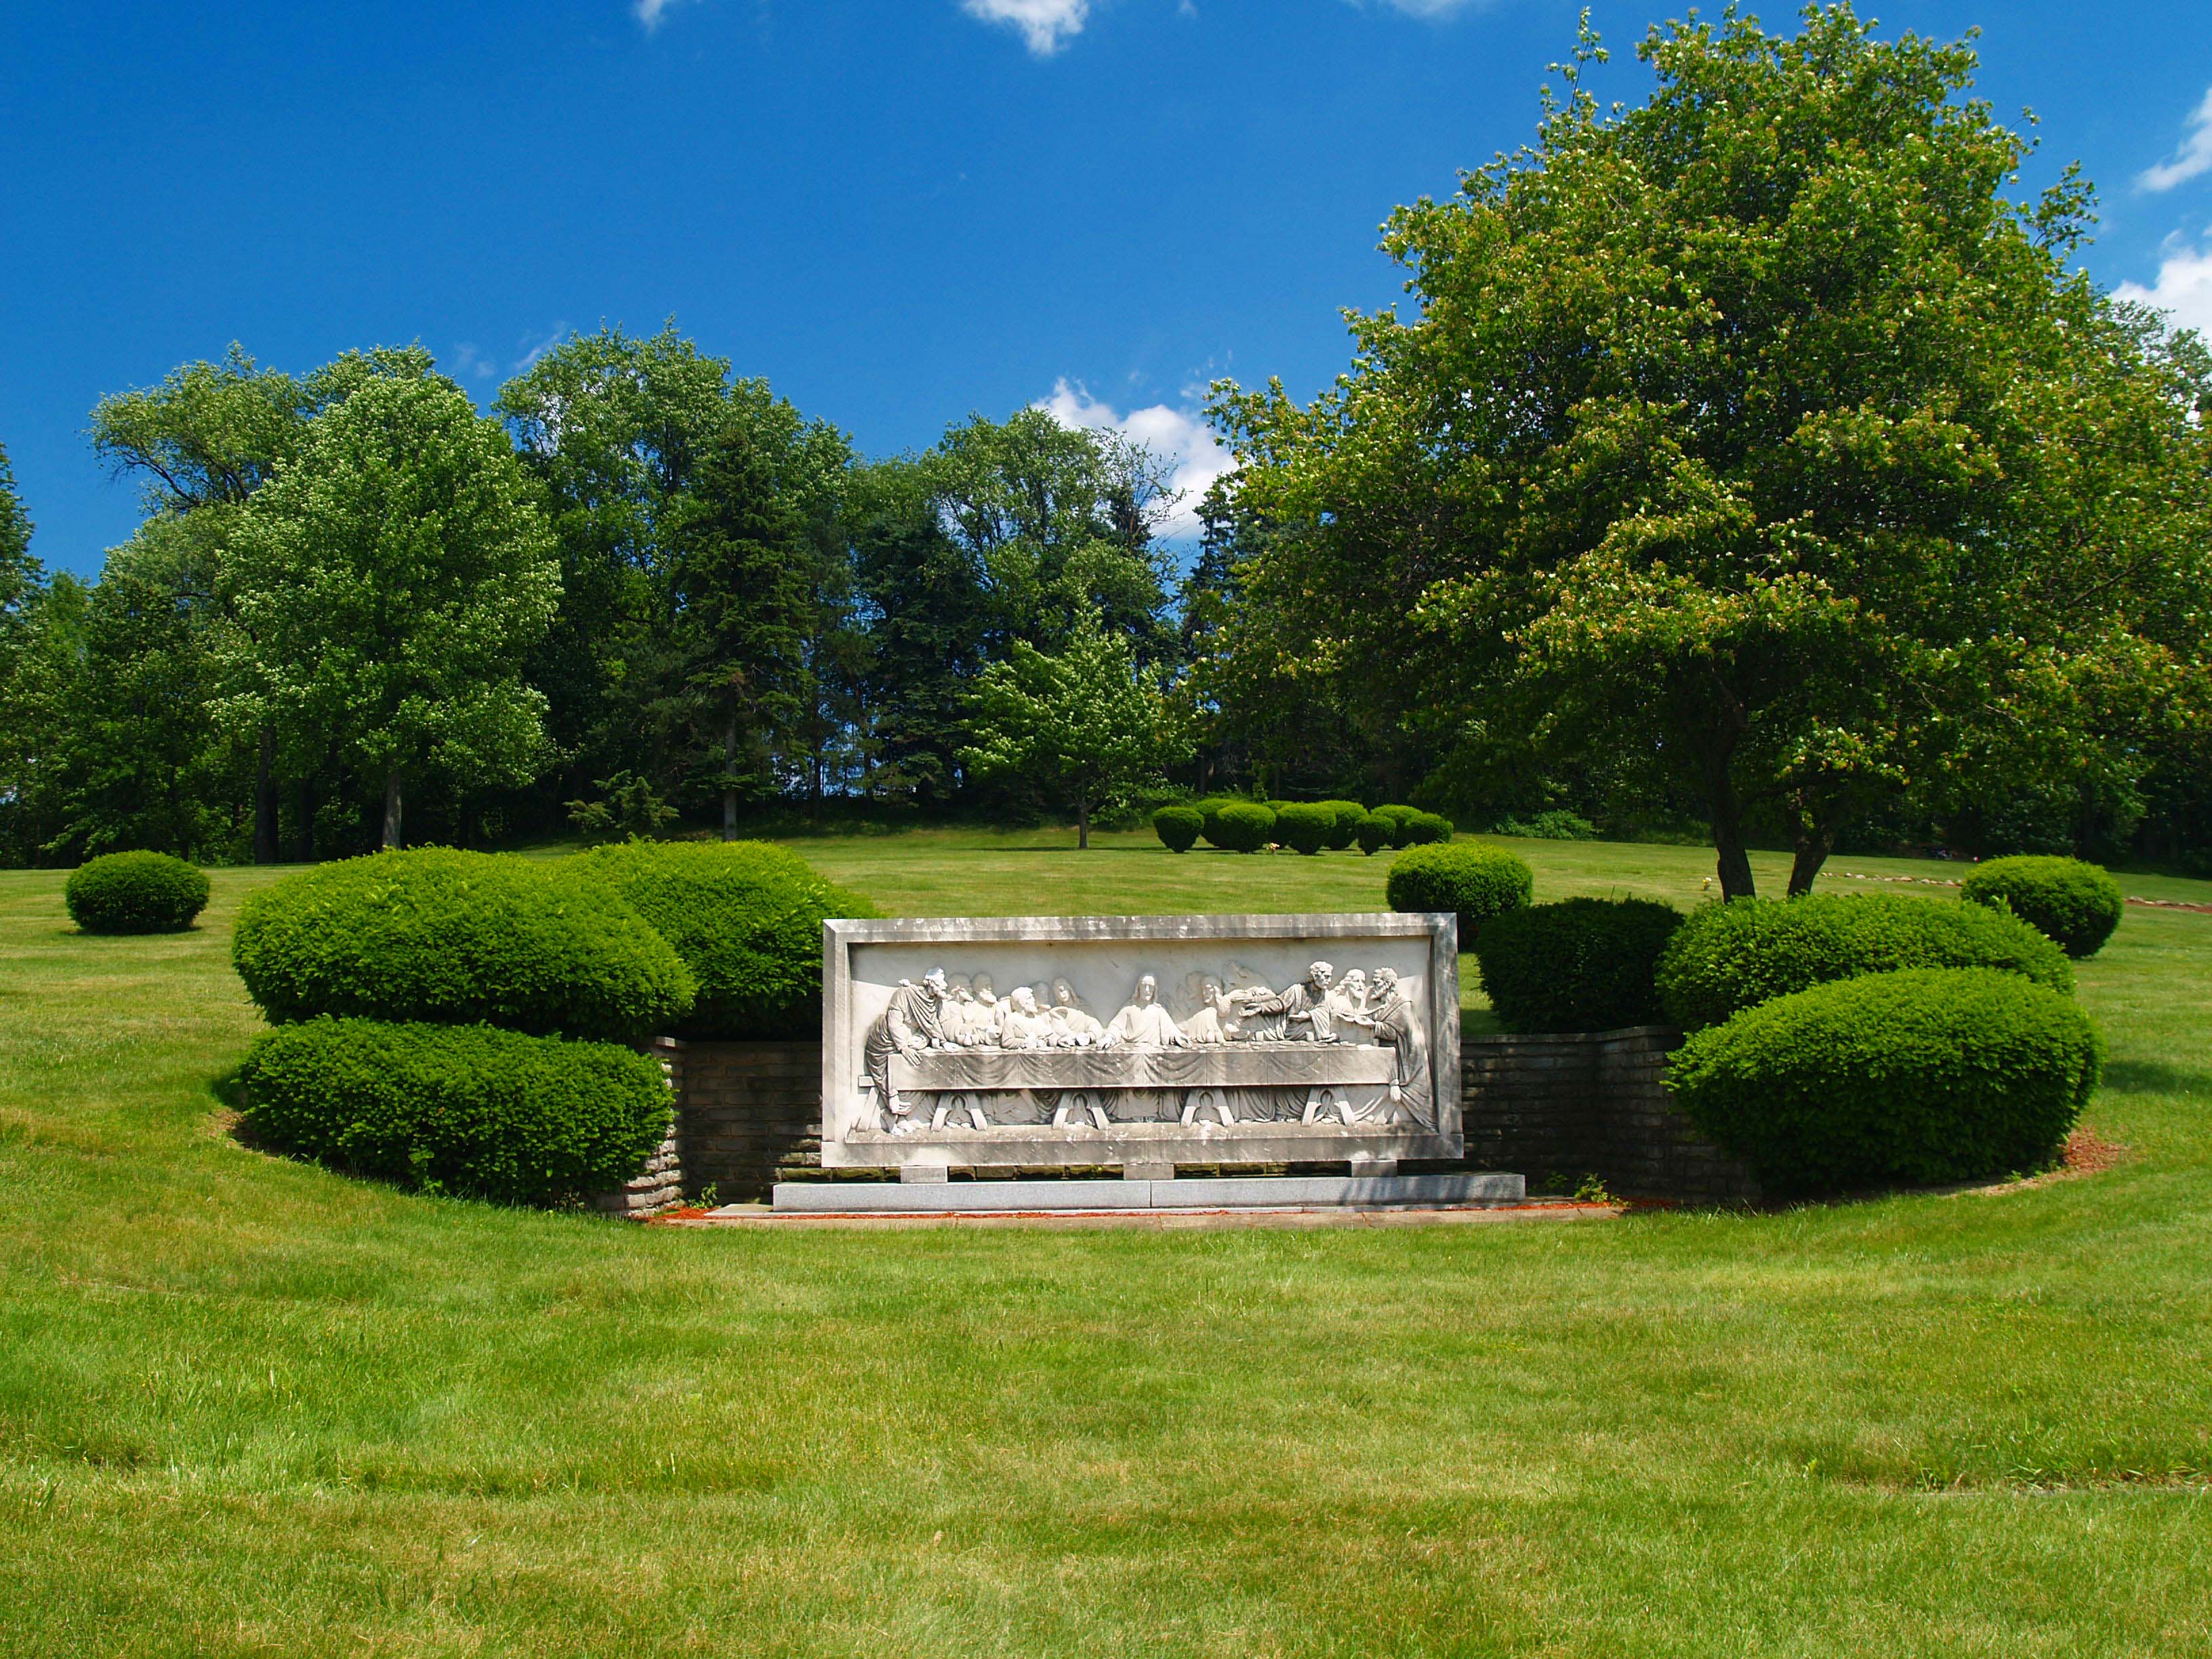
962 0 1089 56
1040 378 1231 539
2114 239 2212 339
1349 0 1486 15
632 0 696 32
2139 86 2212 193
512 323 573 374
451 342 499 381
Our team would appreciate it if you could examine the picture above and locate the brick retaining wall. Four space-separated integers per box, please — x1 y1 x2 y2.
628 1028 1759 1210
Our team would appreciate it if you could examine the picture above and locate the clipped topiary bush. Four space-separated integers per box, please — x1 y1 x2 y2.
1490 809 1599 841
1374 805 1420 846
64 851 211 935
1386 842 1534 944
1152 804 1204 853
1354 813 1393 855
1655 892 2073 1031
1208 800 1276 853
1668 967 2102 1193
1318 800 1367 851
1961 855 2125 960
572 840 874 1041
1402 811 1456 845
233 848 695 1042
1475 898 1685 1033
237 1017 672 1205
1273 802 1335 856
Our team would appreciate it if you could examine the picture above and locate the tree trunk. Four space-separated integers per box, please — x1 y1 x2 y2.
1786 828 1832 897
1704 754 1756 900
253 728 280 865
1076 795 1090 851
722 708 739 842
382 771 403 851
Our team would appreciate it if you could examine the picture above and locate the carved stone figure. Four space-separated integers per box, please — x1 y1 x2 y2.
1367 967 1435 1130
862 967 947 1130
1047 977 1107 1048
1244 961 1339 1043
1105 975 1191 1048
996 984 1054 1049
1179 974 1240 1045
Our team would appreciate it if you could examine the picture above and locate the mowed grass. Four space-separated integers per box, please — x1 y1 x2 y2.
2 828 2209 1656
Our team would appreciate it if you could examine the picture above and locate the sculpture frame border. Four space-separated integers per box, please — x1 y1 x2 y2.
820 912 1462 1172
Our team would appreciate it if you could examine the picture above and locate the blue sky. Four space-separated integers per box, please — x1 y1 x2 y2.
3 1 2209 575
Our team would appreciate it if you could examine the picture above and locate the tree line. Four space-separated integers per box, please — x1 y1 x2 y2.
3 6 2208 886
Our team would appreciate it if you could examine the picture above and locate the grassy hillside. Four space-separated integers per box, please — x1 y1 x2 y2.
2 833 2208 1656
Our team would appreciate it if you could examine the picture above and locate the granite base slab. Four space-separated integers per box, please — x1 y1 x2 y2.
771 1172 1525 1214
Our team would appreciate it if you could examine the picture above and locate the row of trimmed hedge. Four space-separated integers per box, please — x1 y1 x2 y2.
1158 799 1454 853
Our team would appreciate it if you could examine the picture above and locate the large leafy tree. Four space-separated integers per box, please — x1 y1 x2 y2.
1213 5 2212 895
960 605 1182 848
219 375 560 848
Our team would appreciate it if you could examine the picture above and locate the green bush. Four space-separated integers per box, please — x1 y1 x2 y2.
1402 811 1456 845
1961 855 2125 959
571 840 875 1041
1208 800 1277 853
1318 800 1367 851
1386 842 1534 944
1151 805 1204 853
1273 802 1336 855
1490 810 1599 841
1374 804 1421 847
1353 813 1393 855
234 848 695 1042
1475 898 1684 1033
237 1017 672 1205
1655 893 2073 1031
64 851 211 935
1668 968 2102 1192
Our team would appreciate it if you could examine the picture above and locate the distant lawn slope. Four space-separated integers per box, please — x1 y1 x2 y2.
2 834 2209 1656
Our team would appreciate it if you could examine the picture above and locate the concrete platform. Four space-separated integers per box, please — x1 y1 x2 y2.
770 1171 1525 1214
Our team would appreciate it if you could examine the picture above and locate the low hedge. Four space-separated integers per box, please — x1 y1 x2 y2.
234 848 695 1042
571 840 874 1041
1318 800 1367 851
1374 805 1420 846
1152 805 1203 853
1961 855 2124 959
1274 802 1336 855
1354 813 1393 855
1668 967 2102 1192
1207 800 1276 853
1656 893 2074 1031
237 1017 672 1204
1474 898 1684 1033
1386 842 1534 945
64 851 211 935
1402 811 1455 845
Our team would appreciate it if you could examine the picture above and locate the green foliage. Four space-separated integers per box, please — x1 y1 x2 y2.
237 1017 670 1205
1374 804 1420 846
1402 811 1455 846
1273 801 1336 855
1353 812 1393 855
232 848 694 1042
1208 800 1276 853
1317 800 1366 851
1961 856 2125 959
1656 893 2074 1031
1385 842 1534 943
63 851 210 935
1151 805 1203 853
1475 897 1683 1033
569 839 874 1041
1492 811 1599 841
565 772 679 844
1668 968 2102 1192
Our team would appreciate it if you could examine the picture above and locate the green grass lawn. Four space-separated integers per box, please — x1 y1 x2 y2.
3 830 2209 1656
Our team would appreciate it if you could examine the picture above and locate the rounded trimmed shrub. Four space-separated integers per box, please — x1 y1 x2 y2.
1208 800 1276 853
1475 898 1685 1033
1386 842 1534 944
1375 804 1420 847
1668 968 2102 1193
233 848 695 1042
64 851 211 935
1318 800 1367 851
1152 805 1203 853
237 1017 672 1205
1961 855 2124 960
572 840 875 1041
1353 812 1393 855
1655 893 2072 1031
1273 802 1335 856
1402 811 1456 845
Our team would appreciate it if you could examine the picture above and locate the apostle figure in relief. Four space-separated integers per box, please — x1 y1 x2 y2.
1322 968 1376 1042
996 983 1055 1050
1243 961 1339 1042
939 976 989 1047
1366 967 1435 1130
862 966 947 1131
1179 974 1241 1045
1047 977 1107 1048
1104 974 1191 1048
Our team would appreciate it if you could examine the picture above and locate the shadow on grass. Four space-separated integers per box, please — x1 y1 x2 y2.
2099 1058 2211 1098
